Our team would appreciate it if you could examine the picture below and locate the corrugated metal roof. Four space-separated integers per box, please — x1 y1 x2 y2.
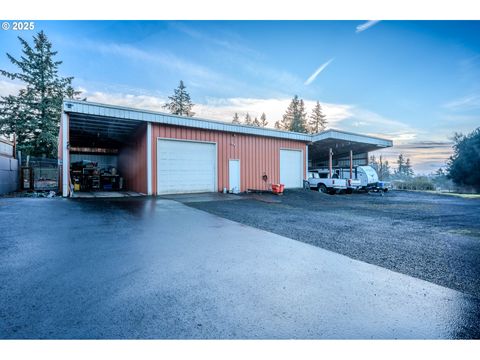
63 100 393 147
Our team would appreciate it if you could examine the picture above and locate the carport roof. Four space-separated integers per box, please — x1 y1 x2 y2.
309 129 393 160
63 100 393 150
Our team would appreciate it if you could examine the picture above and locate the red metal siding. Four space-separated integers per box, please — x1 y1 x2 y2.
151 124 306 194
118 124 147 194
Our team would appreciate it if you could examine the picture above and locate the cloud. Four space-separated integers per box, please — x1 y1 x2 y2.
356 20 381 33
304 58 334 86
443 94 480 111
333 107 419 144
194 97 353 126
0 80 24 97
371 141 454 174
86 41 217 81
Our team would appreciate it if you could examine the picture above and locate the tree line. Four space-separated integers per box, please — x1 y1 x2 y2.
230 95 328 134
369 153 414 181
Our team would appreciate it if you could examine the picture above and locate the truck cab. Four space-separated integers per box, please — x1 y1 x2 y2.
307 170 347 195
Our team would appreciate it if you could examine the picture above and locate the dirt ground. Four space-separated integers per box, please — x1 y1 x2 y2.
186 189 480 299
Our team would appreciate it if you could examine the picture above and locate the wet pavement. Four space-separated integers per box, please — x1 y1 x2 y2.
0 197 479 339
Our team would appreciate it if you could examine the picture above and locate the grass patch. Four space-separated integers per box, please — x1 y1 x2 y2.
426 191 480 199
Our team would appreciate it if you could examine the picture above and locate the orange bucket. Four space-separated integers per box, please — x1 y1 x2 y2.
271 184 284 194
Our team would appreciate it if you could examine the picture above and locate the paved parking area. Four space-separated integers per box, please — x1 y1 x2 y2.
0 196 479 339
188 190 480 299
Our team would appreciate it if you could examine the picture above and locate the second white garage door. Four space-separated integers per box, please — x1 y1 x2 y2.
280 149 303 188
157 139 216 195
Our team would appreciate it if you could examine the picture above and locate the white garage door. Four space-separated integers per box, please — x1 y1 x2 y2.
157 139 216 195
280 149 303 188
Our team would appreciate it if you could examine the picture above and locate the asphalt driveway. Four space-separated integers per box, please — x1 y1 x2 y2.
0 197 479 339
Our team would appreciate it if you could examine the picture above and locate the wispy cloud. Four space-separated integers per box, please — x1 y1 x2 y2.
371 141 454 174
443 94 480 111
356 20 381 33
304 58 334 86
0 80 24 97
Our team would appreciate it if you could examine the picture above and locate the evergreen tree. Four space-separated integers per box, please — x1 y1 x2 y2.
232 112 240 124
378 155 391 180
244 113 252 126
395 153 406 175
260 112 268 127
163 80 195 117
308 101 327 133
0 31 79 157
405 158 414 177
394 153 414 178
447 128 480 192
281 95 308 133
252 116 261 127
274 120 282 130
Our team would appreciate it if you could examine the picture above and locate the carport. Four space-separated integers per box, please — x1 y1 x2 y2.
309 129 393 175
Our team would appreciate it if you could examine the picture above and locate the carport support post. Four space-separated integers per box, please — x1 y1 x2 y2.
349 150 353 179
329 148 332 178
62 112 69 197
147 122 152 195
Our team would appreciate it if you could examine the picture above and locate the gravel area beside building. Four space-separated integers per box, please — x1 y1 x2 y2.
186 190 480 299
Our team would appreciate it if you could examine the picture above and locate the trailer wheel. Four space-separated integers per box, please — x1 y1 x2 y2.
317 184 328 193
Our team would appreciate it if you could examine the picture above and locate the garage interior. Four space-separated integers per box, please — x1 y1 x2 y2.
66 111 147 197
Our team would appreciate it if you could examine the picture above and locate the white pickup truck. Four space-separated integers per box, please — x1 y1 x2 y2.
307 170 347 195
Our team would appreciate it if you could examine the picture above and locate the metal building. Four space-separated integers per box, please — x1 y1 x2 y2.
58 100 392 197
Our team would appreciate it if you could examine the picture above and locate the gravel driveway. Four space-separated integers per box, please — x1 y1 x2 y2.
186 190 480 299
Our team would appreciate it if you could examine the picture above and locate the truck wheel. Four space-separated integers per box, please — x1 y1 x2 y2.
346 188 353 194
317 184 328 193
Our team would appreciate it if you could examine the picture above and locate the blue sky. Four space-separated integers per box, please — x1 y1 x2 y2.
1 20 479 173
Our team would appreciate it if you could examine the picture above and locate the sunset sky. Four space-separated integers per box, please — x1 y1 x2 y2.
1 20 479 173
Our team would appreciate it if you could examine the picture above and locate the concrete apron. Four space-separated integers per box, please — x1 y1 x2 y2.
112 200 479 339
1 198 478 339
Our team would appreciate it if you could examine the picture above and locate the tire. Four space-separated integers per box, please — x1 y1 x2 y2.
317 184 328 193
346 188 353 194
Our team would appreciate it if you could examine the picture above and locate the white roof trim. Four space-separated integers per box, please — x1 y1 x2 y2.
312 129 393 147
63 100 393 147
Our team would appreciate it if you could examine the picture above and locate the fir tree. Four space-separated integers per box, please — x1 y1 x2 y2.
252 116 261 127
395 153 406 175
405 158 414 177
163 80 195 117
232 112 240 124
282 95 308 133
378 155 391 180
308 101 327 133
244 113 252 126
260 112 268 127
394 153 414 178
0 31 80 157
447 128 480 192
